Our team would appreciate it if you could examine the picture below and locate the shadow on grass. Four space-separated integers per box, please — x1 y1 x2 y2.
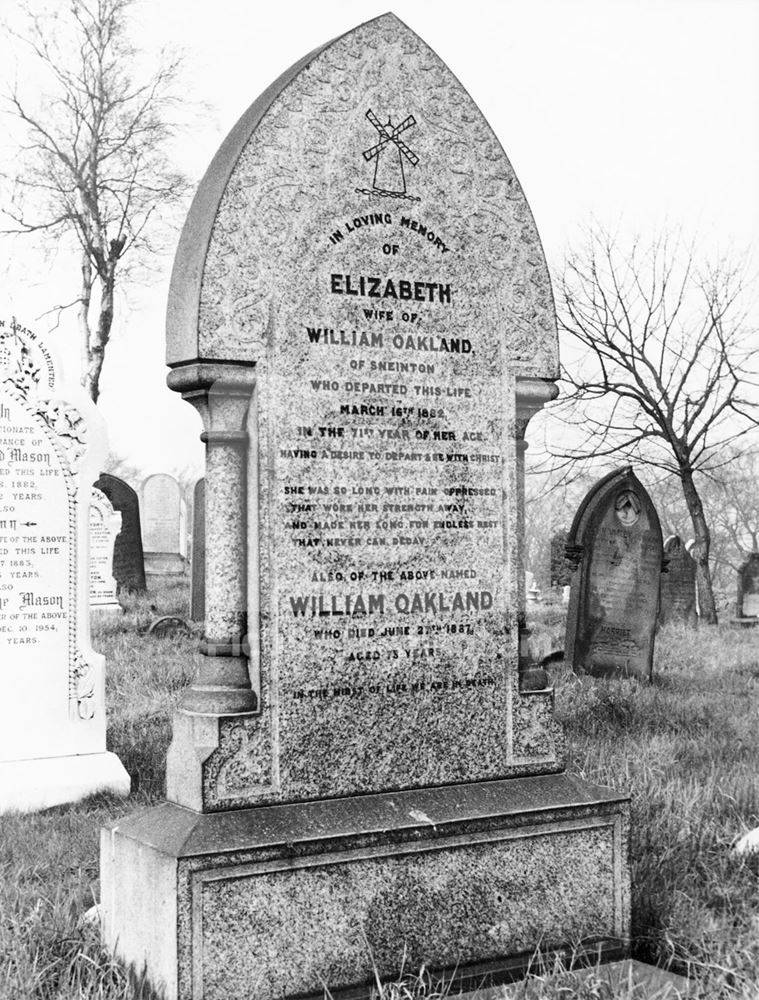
108 715 172 801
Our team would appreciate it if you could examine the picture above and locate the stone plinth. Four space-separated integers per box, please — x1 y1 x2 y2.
102 774 629 1000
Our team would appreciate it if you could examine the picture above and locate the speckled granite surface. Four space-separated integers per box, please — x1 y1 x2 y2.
165 13 563 805
102 775 630 1000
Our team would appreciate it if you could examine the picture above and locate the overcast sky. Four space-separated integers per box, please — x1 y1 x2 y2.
2 0 758 479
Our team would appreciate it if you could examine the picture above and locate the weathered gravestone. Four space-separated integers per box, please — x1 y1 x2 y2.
0 317 129 812
190 477 205 621
101 15 630 999
658 534 697 626
94 473 147 594
737 551 759 618
89 487 122 612
565 467 664 680
141 472 185 575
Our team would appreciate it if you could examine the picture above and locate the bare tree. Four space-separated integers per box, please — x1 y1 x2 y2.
551 226 758 624
1 0 190 401
700 451 759 595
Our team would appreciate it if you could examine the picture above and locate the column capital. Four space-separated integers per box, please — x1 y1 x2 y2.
515 376 558 442
167 362 256 437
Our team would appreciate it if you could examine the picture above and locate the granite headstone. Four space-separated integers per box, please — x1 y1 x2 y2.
190 478 205 621
94 473 147 594
89 487 122 611
0 317 129 812
737 551 759 618
102 15 630 999
565 467 664 680
141 472 184 575
658 534 697 626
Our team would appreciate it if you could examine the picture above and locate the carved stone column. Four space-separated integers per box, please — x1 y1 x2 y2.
164 362 257 810
515 376 559 691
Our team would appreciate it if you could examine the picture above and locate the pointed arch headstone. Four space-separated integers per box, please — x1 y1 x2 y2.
565 467 664 679
101 15 629 998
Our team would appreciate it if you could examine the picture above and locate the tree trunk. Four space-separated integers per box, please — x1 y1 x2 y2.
82 270 115 404
680 467 718 624
78 252 93 384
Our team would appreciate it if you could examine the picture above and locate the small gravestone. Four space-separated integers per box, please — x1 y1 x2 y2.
190 478 205 621
658 535 697 626
140 473 184 575
89 488 122 612
565 467 664 680
0 317 129 812
102 15 630 999
737 552 759 618
94 473 147 594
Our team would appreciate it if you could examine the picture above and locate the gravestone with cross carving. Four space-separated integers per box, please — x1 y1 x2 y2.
101 15 630 1000
0 317 129 812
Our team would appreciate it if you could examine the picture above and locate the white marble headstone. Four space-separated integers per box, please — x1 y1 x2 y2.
0 317 130 812
140 473 185 574
89 487 122 611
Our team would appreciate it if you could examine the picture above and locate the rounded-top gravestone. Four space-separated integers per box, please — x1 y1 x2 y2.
140 473 185 575
565 467 664 679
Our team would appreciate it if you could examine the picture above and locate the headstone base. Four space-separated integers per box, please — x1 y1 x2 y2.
0 751 130 814
144 552 186 576
91 602 123 615
101 773 629 1000
730 617 759 628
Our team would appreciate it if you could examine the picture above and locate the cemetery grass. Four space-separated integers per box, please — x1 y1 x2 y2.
1 589 759 998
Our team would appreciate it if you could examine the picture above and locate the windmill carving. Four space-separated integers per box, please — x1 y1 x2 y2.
356 109 421 202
